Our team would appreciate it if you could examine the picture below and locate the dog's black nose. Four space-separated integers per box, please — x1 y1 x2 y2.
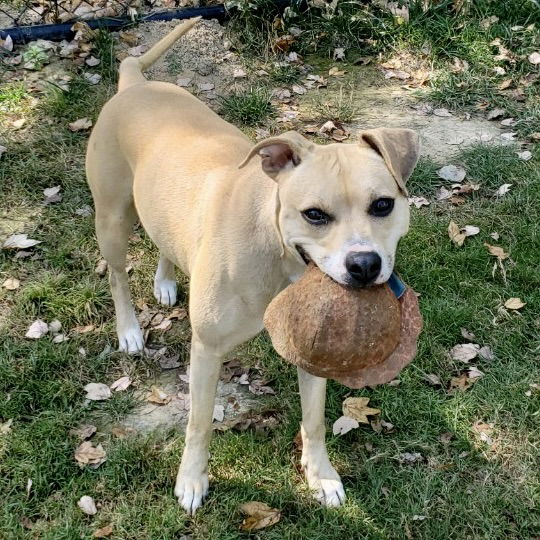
345 251 382 286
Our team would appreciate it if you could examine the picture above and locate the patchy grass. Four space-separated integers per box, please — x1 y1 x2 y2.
1 10 540 540
220 87 275 126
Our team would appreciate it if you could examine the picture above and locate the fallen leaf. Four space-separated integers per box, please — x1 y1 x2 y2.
128 45 146 56
490 232 500 240
52 333 68 343
146 385 170 405
408 196 430 208
168 307 187 320
478 346 494 361
75 441 107 468
494 183 512 196
73 324 95 334
3 234 41 250
436 187 453 200
332 415 359 435
449 373 477 392
12 118 26 130
383 69 410 80
500 118 514 126
153 318 172 331
463 225 480 237
94 259 108 276
438 165 466 182
484 243 509 260
2 277 20 290
176 77 192 87
233 67 246 78
333 47 345 60
26 478 32 498
439 432 453 444
78 495 97 515
468 366 484 379
328 66 345 77
85 56 100 67
292 84 306 95
69 118 92 132
450 343 480 363
25 319 49 339
213 404 225 422
498 79 512 90
517 150 532 161
110 376 131 392
0 419 13 435
239 501 281 531
461 328 476 341
433 108 453 117
70 424 97 440
93 524 113 538
84 383 112 401
397 452 423 464
493 66 506 76
342 397 380 423
504 297 525 310
448 221 466 247
423 373 442 386
198 82 214 91
500 132 516 141
486 108 505 120
528 52 540 65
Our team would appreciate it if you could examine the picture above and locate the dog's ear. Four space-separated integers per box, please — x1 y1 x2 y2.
359 128 420 195
239 131 314 180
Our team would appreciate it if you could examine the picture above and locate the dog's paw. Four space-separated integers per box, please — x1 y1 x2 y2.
118 326 144 354
154 279 177 306
174 470 209 515
310 478 346 508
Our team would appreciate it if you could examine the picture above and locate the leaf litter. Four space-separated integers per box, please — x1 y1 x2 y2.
239 501 281 531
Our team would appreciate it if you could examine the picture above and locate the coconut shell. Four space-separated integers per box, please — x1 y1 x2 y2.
264 264 422 388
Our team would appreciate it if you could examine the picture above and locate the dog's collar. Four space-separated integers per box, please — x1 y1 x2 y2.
388 272 406 299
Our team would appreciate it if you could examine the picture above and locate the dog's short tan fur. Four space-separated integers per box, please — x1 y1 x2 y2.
86 18 420 514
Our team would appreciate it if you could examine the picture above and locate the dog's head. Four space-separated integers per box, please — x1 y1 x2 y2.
240 128 420 287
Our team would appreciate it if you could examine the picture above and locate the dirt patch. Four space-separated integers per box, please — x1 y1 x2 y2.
118 366 264 434
131 18 249 103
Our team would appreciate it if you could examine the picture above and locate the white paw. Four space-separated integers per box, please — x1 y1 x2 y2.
174 470 209 515
153 279 177 306
118 326 144 354
311 478 346 507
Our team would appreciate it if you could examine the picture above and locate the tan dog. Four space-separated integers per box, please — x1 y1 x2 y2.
86 18 420 514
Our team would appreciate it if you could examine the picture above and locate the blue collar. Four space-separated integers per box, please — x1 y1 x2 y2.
388 273 406 299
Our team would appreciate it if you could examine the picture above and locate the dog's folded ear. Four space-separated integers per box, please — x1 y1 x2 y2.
359 128 420 196
239 131 314 180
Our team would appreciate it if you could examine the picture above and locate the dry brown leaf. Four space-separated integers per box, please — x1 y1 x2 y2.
342 397 380 423
239 502 281 531
423 373 442 386
25 319 49 339
68 118 92 132
328 66 345 77
498 79 512 90
73 324 95 334
448 221 466 247
504 297 525 310
449 373 477 393
438 165 466 182
93 524 113 538
484 243 508 260
450 343 480 363
332 415 359 435
110 376 131 392
3 234 41 250
147 385 170 405
70 424 97 440
84 383 111 401
75 441 107 468
2 277 20 290
77 495 97 515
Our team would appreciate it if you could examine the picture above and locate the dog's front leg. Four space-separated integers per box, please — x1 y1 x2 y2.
298 367 345 507
175 338 223 514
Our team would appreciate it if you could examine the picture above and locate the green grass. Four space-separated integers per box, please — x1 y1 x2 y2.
220 87 275 126
1 13 540 539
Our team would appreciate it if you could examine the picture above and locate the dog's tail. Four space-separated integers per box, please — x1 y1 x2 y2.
118 16 201 92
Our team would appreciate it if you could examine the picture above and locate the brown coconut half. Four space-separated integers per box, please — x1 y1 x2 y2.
264 264 422 389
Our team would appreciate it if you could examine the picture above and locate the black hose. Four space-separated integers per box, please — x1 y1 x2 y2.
0 1 291 43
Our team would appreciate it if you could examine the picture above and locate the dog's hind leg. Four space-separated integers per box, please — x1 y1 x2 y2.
154 253 177 306
95 201 144 353
298 367 346 507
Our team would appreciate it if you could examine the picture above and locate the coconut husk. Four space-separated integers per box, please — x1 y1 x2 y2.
264 264 422 388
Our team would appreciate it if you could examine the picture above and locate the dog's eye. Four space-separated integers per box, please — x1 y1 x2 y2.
302 208 331 226
369 198 394 217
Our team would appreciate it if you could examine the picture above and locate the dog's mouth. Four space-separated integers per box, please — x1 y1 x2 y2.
295 245 311 265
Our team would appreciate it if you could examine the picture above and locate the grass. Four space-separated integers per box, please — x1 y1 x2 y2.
220 87 275 126
1 9 540 539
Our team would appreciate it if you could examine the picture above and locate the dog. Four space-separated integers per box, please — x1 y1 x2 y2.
86 17 420 514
